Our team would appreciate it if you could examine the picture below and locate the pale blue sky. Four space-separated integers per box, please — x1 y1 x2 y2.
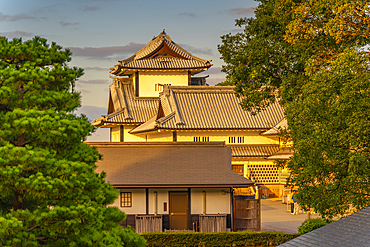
1 0 258 141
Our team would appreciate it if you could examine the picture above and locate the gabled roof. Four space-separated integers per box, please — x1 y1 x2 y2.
278 206 370 247
261 118 288 136
88 142 254 188
92 78 158 127
110 30 212 75
130 85 285 134
231 145 281 158
266 147 293 160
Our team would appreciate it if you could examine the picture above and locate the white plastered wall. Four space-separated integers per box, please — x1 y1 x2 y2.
110 189 146 214
110 126 120 142
191 188 231 214
138 71 188 97
145 130 279 145
111 188 231 215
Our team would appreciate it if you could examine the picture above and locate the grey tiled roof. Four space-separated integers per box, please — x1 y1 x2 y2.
266 147 293 160
116 56 210 70
130 85 285 133
230 145 280 158
92 78 158 126
261 118 288 136
110 30 212 75
278 207 370 247
89 142 254 188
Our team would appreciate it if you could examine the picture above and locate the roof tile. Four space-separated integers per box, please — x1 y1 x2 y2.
89 142 254 187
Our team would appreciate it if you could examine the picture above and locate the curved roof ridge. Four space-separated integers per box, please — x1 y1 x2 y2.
110 30 212 75
133 30 193 60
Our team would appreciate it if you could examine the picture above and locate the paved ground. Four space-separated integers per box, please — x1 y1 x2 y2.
261 198 319 233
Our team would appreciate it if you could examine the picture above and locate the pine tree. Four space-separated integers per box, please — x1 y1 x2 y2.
0 37 146 246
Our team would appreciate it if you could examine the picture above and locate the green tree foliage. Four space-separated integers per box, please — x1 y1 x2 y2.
218 0 307 113
0 37 146 246
219 0 370 217
298 218 334 235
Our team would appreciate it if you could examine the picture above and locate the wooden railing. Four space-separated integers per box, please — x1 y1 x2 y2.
199 214 227 232
135 215 162 233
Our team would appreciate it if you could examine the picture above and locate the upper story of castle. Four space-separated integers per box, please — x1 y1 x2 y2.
109 29 212 98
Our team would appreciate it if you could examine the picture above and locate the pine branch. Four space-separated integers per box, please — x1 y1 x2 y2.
25 225 39 232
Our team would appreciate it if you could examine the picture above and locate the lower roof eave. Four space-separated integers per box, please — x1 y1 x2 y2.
112 183 254 188
129 128 158 135
91 120 102 127
99 121 145 127
156 127 271 131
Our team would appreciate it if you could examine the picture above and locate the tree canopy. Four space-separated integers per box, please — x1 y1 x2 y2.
219 0 370 217
0 37 146 246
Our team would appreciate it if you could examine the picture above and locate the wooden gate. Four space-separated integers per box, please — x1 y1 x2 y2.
233 197 260 231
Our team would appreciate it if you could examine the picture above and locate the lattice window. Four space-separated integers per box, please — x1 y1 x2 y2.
155 84 162 92
155 83 171 92
246 164 279 184
229 136 244 143
237 136 244 143
232 165 244 176
194 137 209 142
121 192 132 207
229 137 236 143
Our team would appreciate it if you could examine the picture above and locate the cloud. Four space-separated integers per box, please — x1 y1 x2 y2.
205 66 223 75
75 105 107 121
86 128 110 142
76 89 91 94
83 66 108 71
205 77 226 86
80 5 100 11
82 0 118 2
178 43 214 56
0 31 34 39
77 79 109 84
0 12 38 22
60 21 79 26
179 12 196 17
69 42 145 59
74 105 110 141
229 7 255 15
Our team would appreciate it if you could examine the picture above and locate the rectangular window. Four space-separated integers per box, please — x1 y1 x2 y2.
155 84 162 92
155 83 171 92
194 137 201 142
194 137 209 142
237 136 244 143
229 137 236 143
229 136 244 143
232 165 244 176
121 192 132 207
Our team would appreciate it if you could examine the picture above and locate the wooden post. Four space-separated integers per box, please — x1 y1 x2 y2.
188 188 191 230
230 187 234 231
154 191 157 216
202 191 206 215
146 188 149 215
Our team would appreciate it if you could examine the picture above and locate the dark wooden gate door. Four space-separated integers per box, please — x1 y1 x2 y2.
233 198 260 231
169 192 188 230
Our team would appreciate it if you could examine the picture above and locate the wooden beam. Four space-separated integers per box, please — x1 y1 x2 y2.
146 188 149 215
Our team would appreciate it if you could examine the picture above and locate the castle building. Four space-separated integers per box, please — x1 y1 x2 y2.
93 30 290 199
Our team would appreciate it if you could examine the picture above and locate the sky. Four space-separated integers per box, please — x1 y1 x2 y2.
1 0 258 141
